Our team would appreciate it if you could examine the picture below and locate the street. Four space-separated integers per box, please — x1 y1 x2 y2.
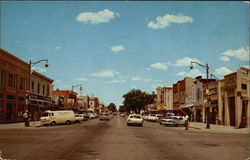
0 115 249 160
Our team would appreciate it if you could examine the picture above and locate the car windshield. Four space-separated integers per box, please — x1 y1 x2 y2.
42 113 49 117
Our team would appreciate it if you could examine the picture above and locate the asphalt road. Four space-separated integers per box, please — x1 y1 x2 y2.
0 115 249 160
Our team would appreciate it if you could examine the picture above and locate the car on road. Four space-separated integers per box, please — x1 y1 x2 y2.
120 113 126 117
99 113 110 121
40 110 76 126
147 114 158 122
127 114 143 126
75 114 84 123
160 116 185 126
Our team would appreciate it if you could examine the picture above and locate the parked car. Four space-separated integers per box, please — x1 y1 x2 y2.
99 113 110 121
40 110 76 126
147 114 158 122
75 114 84 123
160 116 185 126
142 115 149 120
156 114 164 122
127 114 143 126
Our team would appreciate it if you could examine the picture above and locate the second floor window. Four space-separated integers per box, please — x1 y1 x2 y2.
8 73 16 88
37 83 40 94
19 77 26 90
31 81 35 92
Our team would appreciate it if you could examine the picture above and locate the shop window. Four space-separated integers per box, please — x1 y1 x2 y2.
18 96 25 102
8 73 17 88
7 95 16 100
19 77 26 90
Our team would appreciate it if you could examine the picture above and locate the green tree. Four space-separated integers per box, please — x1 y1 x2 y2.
107 103 117 112
119 105 125 112
122 89 155 113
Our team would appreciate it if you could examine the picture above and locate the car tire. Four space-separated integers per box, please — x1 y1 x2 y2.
51 121 56 126
127 123 130 126
66 120 70 125
160 122 162 125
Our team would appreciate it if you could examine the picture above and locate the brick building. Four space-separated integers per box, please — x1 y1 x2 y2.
53 89 78 110
0 49 29 123
156 86 173 111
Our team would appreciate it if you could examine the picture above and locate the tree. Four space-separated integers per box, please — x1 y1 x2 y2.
107 103 117 112
122 89 155 113
119 105 125 112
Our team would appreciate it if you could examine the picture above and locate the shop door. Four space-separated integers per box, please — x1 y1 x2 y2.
240 101 247 128
229 97 235 126
6 103 13 122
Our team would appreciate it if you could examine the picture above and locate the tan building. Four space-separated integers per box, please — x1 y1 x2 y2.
29 71 54 119
89 96 99 112
220 67 249 128
173 77 195 113
0 49 29 123
156 86 173 111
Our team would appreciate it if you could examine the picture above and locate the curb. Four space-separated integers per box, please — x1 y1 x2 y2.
188 126 203 130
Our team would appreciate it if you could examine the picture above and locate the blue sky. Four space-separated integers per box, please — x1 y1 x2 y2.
1 1 249 107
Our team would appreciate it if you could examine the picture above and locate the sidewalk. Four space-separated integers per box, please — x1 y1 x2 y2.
188 122 250 134
0 121 41 129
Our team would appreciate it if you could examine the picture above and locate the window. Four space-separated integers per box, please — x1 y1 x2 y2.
37 83 40 94
31 81 35 91
47 86 50 96
42 85 45 95
241 84 247 90
0 70 4 86
8 73 17 88
19 77 26 90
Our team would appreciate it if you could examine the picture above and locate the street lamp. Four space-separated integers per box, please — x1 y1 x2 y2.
72 84 83 95
190 61 210 129
26 59 48 127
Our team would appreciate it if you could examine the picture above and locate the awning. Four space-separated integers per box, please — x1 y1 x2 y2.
180 104 194 108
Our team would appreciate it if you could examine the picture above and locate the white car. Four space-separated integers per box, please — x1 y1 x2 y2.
127 114 143 126
75 114 84 123
147 114 158 122
160 116 185 126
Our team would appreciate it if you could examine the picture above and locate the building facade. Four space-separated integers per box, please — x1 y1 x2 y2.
53 89 78 110
89 96 99 112
156 86 173 111
29 71 54 120
0 49 29 123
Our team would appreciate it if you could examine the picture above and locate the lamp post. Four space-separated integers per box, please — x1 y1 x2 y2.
190 61 210 129
26 59 48 127
72 84 83 95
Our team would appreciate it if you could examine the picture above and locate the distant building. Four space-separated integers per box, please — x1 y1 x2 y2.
156 86 173 111
53 89 78 110
173 77 195 114
89 96 99 112
0 49 29 123
77 95 89 110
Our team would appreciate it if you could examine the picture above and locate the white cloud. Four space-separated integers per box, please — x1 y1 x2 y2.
76 9 119 24
77 78 88 81
105 80 126 83
222 47 249 61
215 67 233 76
244 1 249 4
176 68 205 77
16 40 21 43
132 77 142 81
175 57 200 67
89 70 120 77
110 45 125 52
31 67 47 73
55 46 61 50
150 63 168 70
131 76 162 83
220 56 230 62
55 80 61 83
148 13 193 29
